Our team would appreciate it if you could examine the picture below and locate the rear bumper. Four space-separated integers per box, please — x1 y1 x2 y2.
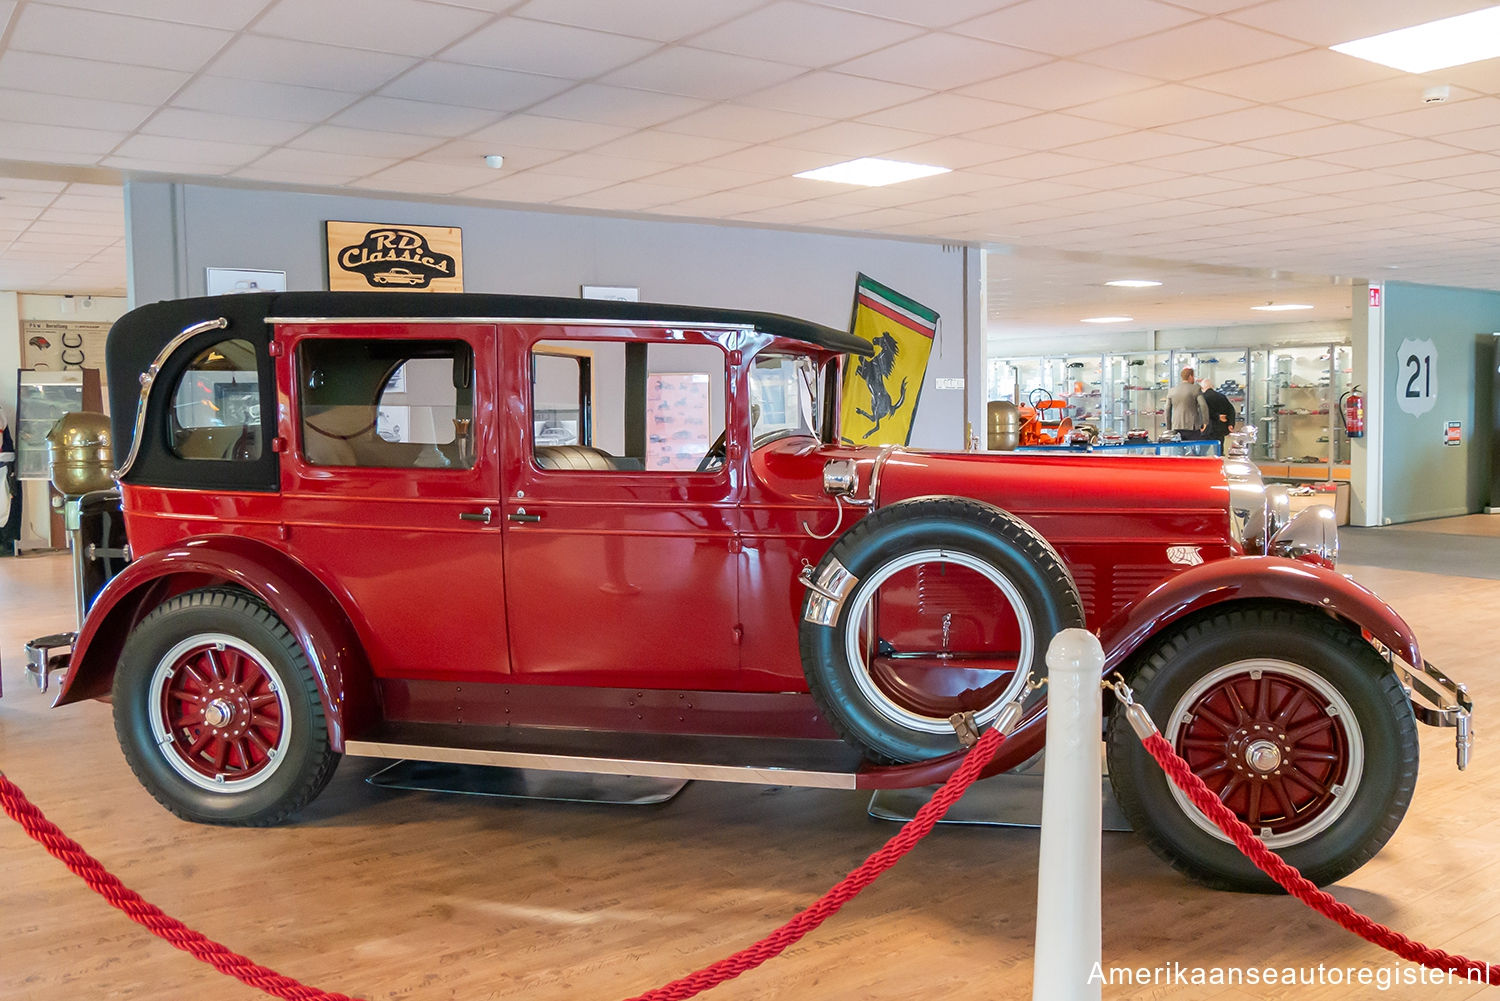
23 633 74 695
1403 659 1473 770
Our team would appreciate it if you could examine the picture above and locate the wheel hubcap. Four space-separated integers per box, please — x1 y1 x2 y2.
148 633 292 794
1165 660 1363 849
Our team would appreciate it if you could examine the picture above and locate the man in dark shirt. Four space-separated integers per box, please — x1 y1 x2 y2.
1200 379 1236 450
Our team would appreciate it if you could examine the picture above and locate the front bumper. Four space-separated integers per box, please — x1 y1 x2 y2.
1403 659 1473 770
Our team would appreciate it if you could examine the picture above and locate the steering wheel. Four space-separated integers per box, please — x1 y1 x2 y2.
1029 387 1051 408
696 430 728 472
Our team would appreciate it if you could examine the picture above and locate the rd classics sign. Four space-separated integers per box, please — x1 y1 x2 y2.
326 221 464 292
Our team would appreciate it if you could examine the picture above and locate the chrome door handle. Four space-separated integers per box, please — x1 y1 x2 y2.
507 508 541 523
459 507 492 524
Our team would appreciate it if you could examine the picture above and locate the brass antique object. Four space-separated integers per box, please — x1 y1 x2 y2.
46 411 114 496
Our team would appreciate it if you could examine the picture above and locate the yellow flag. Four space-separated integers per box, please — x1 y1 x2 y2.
839 273 938 445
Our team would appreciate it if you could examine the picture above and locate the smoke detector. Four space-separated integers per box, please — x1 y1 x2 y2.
1423 85 1451 104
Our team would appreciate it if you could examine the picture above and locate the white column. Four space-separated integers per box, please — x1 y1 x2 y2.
1032 628 1104 1001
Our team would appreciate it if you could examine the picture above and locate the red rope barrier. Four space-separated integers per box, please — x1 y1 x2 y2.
1140 731 1499 985
0 725 1004 1001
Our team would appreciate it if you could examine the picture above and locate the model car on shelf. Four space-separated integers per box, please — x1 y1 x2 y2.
15 291 1471 892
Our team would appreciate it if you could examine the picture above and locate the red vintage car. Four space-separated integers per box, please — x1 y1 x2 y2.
19 291 1470 892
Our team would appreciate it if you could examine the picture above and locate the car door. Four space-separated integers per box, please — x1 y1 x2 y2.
500 324 742 689
278 321 509 683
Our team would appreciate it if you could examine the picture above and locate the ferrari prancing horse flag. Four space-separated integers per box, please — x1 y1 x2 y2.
839 273 938 445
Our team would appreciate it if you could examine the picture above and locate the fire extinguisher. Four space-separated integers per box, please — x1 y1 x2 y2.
1340 385 1365 437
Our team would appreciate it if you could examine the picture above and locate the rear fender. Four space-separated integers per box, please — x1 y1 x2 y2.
1098 556 1421 673
55 536 375 751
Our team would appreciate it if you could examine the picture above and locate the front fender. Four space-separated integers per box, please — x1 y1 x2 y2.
1098 556 1421 671
55 535 375 751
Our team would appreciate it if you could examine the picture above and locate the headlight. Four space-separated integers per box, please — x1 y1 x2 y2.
1270 506 1338 568
1224 458 1293 555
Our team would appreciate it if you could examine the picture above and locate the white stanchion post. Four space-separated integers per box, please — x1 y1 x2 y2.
1031 628 1104 1001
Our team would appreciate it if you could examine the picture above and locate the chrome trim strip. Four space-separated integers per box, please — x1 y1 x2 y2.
1268 504 1338 567
115 317 229 480
266 316 757 333
1400 660 1473 770
342 740 860 789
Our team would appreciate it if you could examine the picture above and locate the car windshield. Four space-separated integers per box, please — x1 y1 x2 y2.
749 352 821 443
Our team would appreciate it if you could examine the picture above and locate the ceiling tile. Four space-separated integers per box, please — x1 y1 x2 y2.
331 97 501 137
551 181 692 211
255 0 491 57
353 160 506 194
954 0 1200 58
736 71 928 119
1058 130 1211 161
702 145 834 176
653 190 793 216
40 0 266 29
642 163 769 189
468 113 635 150
590 129 748 162
543 151 679 182
1435 123 1500 153
462 170 609 202
806 0 1020 28
380 61 574 112
1139 144 1285 173
1245 122 1404 156
0 51 189 104
967 113 1131 151
860 93 1033 134
247 147 399 179
1056 163 1185 190
1164 106 1337 144
113 133 267 166
141 107 308 146
1224 0 1494 47
1081 20 1306 80
657 103 831 143
1369 96 1500 138
960 61 1158 113
1191 49 1399 105
512 0 763 41
884 137 1028 169
1316 138 1471 169
8 4 230 72
692 1 924 69
773 120 937 157
600 47 805 101
1286 80 1483 122
289 125 441 159
0 89 153 131
1070 84 1253 129
101 155 236 174
410 138 561 171
1209 158 1353 185
442 17 659 77
526 85 710 128
209 36 417 92
836 33 1049 91
975 151 1109 180
0 121 123 155
172 76 359 123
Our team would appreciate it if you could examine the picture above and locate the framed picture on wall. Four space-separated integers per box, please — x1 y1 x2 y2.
646 373 712 471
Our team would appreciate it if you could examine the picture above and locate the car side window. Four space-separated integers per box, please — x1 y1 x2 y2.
169 337 262 461
299 338 475 468
530 338 726 472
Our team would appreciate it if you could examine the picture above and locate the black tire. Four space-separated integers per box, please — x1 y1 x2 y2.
1105 606 1418 892
112 588 339 826
800 496 1084 763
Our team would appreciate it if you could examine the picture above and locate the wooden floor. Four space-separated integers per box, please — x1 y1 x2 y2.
2 534 1499 1001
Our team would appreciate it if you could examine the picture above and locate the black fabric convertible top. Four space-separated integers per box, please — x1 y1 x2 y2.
106 291 868 491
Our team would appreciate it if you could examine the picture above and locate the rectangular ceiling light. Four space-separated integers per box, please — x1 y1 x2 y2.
1251 303 1315 311
1332 6 1500 73
795 157 951 187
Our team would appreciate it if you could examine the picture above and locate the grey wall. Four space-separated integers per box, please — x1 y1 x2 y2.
1381 281 1500 523
125 180 975 449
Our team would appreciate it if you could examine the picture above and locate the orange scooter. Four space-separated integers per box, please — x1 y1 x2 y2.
1018 388 1074 446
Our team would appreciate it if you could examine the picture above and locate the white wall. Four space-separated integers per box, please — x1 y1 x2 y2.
125 180 978 450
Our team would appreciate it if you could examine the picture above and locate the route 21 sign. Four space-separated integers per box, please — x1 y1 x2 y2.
1395 338 1437 417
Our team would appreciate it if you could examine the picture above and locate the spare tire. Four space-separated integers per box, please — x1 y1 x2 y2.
799 496 1085 763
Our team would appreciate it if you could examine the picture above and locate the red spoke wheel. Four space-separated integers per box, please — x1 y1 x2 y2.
1165 661 1362 849
149 633 291 792
114 589 339 826
1106 606 1417 893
